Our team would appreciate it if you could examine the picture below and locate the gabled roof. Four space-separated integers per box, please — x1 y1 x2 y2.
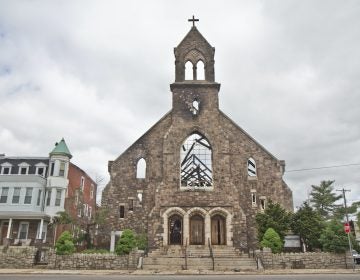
50 138 72 159
176 26 213 51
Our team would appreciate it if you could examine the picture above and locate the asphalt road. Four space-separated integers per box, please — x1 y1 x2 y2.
0 275 360 280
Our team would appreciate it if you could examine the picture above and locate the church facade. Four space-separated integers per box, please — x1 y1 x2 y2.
102 23 293 251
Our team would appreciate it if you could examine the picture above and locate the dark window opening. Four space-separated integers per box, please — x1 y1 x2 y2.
119 205 125 218
50 162 55 176
129 199 134 211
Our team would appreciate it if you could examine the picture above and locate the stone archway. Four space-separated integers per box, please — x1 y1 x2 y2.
211 214 226 245
168 214 183 245
189 214 204 245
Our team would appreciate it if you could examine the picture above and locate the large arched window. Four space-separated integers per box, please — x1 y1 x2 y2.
185 61 193 80
180 133 212 187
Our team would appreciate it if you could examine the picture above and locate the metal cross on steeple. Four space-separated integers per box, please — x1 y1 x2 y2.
188 15 199 27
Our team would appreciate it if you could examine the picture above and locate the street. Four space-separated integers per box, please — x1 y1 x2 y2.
0 275 360 280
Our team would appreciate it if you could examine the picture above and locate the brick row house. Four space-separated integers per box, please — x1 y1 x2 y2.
0 138 97 246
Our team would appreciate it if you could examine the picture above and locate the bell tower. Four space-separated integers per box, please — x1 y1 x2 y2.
171 17 221 119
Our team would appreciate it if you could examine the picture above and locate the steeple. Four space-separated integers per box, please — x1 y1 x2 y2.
170 19 221 118
173 20 217 83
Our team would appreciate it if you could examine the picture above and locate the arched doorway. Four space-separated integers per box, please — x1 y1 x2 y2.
211 214 226 245
169 214 183 245
190 214 204 245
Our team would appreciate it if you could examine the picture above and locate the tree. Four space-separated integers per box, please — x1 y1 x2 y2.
319 219 350 253
255 201 292 243
291 202 325 251
55 231 75 255
115 229 136 255
260 228 283 253
310 180 341 219
50 211 73 246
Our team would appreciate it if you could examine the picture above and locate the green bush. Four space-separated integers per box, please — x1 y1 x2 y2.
81 249 109 254
115 229 136 255
55 231 75 255
261 228 283 253
135 233 148 250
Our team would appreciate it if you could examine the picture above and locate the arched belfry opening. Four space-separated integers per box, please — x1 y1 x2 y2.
196 60 205 80
185 61 193 80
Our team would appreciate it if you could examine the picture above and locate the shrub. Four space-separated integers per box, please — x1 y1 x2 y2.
135 233 148 250
81 249 109 254
261 228 283 253
115 229 136 255
55 231 75 255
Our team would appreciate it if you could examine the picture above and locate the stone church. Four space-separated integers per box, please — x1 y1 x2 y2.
102 20 293 252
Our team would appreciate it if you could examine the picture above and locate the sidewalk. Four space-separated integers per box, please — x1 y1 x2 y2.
0 268 359 275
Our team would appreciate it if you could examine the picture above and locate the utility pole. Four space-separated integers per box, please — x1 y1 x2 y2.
336 188 354 270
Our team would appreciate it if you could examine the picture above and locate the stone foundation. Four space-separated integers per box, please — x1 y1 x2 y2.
0 246 140 270
256 251 353 269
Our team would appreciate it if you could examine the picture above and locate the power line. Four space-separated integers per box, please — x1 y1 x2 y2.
286 163 360 173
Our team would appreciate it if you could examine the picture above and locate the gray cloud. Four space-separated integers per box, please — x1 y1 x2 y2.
0 0 359 207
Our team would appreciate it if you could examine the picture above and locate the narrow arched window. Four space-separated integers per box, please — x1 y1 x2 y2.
180 133 212 187
185 61 193 80
247 157 257 176
196 60 205 80
136 158 146 179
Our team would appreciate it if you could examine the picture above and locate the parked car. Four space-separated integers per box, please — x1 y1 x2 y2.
352 250 360 264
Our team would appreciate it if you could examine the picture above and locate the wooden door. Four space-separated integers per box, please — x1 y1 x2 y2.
0 222 8 245
211 215 226 245
190 215 204 245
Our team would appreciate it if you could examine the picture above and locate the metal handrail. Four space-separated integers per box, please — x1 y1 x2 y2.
208 238 214 271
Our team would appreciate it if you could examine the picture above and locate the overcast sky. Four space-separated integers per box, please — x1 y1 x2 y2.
1 0 359 208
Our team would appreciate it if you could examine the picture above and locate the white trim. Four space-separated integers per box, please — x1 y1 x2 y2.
0 162 12 175
80 176 85 192
18 162 30 175
35 162 47 177
18 222 29 240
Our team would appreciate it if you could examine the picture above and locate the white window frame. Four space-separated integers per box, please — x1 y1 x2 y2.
46 189 52 206
88 206 92 219
12 187 21 204
18 222 29 240
24 187 33 204
18 162 30 175
55 189 62 206
59 161 66 177
1 162 12 175
36 221 48 242
77 203 82 217
80 176 85 192
37 189 42 206
35 162 47 177
90 184 94 199
0 187 9 203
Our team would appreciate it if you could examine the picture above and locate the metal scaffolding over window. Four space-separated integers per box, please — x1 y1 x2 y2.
180 133 212 187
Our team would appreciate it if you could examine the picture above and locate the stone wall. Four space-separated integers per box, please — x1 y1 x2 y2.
0 246 37 268
256 251 352 269
0 246 140 270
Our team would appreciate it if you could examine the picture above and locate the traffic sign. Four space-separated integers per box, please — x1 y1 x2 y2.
344 223 350 233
